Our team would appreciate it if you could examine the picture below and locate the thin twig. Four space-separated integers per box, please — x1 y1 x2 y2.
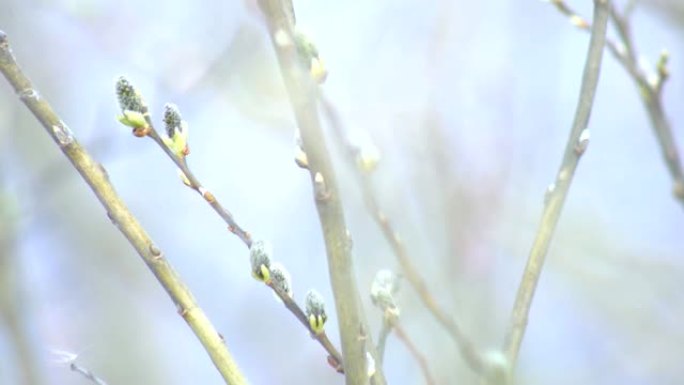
0 31 248 385
392 321 437 385
134 100 344 372
69 363 108 385
376 318 392 365
374 310 437 385
52 350 108 385
549 0 684 206
370 269 435 385
265 281 344 372
319 94 486 375
0 190 44 385
144 129 253 247
504 0 610 366
256 1 385 384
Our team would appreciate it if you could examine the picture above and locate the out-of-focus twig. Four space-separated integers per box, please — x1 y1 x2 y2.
256 1 384 384
144 127 253 247
53 349 108 385
319 94 486 376
370 270 436 385
504 0 610 367
391 321 437 385
0 189 44 385
0 31 247 385
376 319 392 365
375 314 437 385
70 363 108 385
549 0 684 206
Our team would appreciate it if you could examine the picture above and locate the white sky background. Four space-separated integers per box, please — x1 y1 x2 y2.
0 0 683 384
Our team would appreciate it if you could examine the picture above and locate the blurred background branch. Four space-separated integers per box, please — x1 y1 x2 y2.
370 269 436 385
0 177 45 385
549 0 684 206
52 349 108 385
321 93 486 376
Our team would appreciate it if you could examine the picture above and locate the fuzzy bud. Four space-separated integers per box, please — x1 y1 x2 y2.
249 240 272 282
355 143 381 173
162 103 189 157
269 262 293 299
115 76 145 113
371 269 400 315
115 76 149 134
305 289 327 334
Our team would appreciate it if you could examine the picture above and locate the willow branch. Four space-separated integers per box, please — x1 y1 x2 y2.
549 0 684 206
391 321 437 385
256 1 383 384
52 350 108 385
320 94 486 375
375 318 392 365
504 0 610 366
266 280 344 372
375 310 436 385
0 31 247 385
144 128 253 247
69 362 108 385
0 192 44 385
135 102 343 372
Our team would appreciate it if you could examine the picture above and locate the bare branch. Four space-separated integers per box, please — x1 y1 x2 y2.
370 270 436 385
504 0 611 367
53 349 108 385
375 319 392 365
392 322 437 385
320 94 486 375
144 127 253 247
69 363 108 385
0 191 44 385
549 0 684 206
